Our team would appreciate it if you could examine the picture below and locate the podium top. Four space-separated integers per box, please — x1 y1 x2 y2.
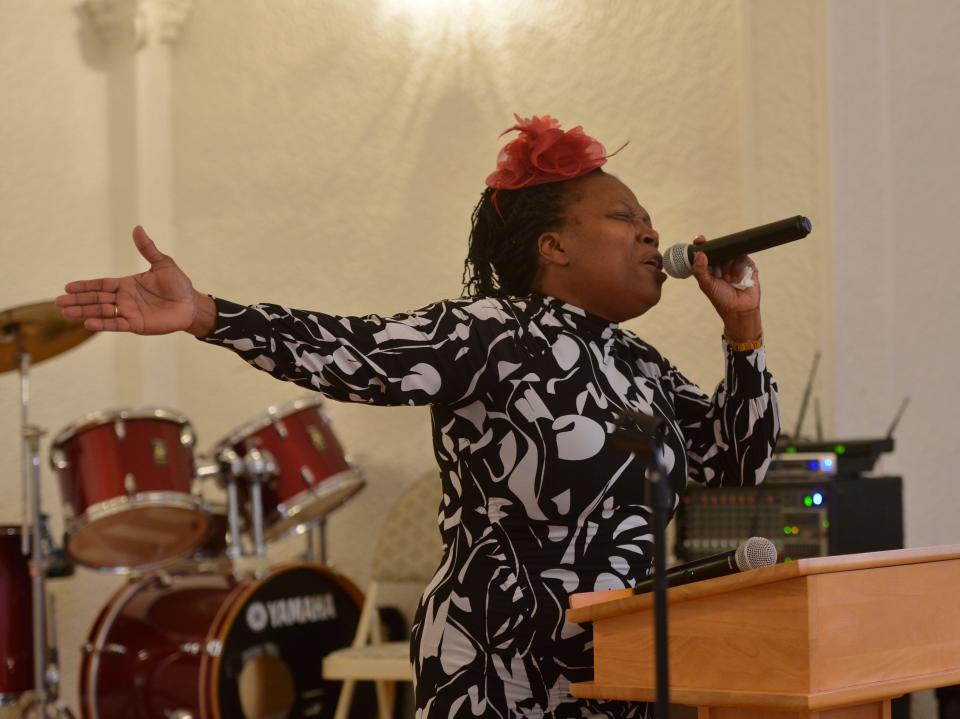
567 544 960 625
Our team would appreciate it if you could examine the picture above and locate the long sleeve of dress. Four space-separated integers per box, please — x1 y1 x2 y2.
662 342 780 488
199 296 520 407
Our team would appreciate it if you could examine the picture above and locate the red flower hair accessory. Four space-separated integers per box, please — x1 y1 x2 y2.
485 114 626 190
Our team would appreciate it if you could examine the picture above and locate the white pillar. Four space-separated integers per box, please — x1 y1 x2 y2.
82 0 191 407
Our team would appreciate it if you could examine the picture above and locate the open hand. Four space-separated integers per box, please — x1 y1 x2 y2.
56 226 212 336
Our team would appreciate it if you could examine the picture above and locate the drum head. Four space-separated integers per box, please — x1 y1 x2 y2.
69 500 211 571
206 564 378 719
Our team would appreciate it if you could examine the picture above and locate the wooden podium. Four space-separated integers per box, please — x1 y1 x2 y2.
566 546 960 718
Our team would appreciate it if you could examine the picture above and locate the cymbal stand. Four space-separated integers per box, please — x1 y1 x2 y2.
34 594 74 719
24 425 48 714
9 341 69 719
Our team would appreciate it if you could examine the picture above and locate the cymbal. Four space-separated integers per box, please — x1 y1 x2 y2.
0 300 94 374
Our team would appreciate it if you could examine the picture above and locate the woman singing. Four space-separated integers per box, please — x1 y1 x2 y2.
58 115 780 718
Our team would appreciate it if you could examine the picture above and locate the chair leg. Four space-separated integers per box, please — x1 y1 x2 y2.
333 679 356 719
375 680 392 719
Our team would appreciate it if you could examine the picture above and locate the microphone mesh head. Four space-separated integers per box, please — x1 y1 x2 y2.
663 243 693 279
735 536 778 571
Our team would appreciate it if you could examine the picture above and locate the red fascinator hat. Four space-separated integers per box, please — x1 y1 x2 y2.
485 114 625 190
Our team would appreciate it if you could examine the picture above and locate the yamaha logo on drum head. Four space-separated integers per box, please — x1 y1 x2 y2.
246 602 269 632
246 594 337 632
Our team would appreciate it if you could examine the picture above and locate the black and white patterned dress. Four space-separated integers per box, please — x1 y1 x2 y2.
202 293 780 719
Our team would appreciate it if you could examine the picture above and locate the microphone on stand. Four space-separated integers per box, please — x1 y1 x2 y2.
663 215 812 279
632 536 778 595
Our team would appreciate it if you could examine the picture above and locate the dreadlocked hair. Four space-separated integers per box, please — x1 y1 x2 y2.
462 170 604 298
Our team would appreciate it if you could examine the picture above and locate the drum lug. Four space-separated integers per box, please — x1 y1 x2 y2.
272 419 289 439
124 473 137 496
180 425 196 448
83 642 127 656
51 447 69 470
300 465 316 487
152 570 174 588
165 710 195 719
178 642 203 655
205 639 223 657
114 419 126 439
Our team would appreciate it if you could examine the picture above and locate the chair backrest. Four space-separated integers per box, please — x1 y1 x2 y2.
371 470 444 584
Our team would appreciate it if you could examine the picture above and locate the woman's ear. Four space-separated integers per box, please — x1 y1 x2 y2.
537 232 570 267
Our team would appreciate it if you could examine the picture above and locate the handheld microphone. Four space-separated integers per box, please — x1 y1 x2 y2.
632 536 777 595
663 215 812 279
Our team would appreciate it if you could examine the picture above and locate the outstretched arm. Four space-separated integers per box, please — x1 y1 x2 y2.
57 227 519 408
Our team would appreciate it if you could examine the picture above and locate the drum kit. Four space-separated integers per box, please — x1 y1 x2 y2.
1 301 374 719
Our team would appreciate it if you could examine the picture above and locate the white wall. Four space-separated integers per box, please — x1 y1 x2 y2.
829 0 960 550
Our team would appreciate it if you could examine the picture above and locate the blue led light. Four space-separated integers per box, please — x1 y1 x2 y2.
813 492 823 506
823 458 834 470
806 459 820 471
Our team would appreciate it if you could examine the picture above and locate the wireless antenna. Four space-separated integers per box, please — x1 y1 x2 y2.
793 351 821 439
886 396 910 438
814 397 823 442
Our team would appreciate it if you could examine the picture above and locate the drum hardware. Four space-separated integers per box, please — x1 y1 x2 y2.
303 521 328 565
241 447 278 557
80 644 127 657
33 595 75 719
150 569 175 588
38 516 73 580
210 396 365 546
300 466 316 486
270 416 289 439
25 425 50 715
207 447 246 560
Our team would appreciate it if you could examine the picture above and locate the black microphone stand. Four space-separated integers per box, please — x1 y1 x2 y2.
614 410 672 719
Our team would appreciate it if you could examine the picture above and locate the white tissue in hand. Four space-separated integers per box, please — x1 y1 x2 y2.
731 265 754 290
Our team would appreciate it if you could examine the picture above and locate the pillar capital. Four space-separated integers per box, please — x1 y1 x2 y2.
82 0 192 48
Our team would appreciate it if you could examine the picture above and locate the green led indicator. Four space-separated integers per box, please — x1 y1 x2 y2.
784 526 791 535
804 496 813 507
834 444 847 455
823 520 831 529
786 446 798 454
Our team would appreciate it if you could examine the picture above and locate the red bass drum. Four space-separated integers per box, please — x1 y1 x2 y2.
80 563 378 719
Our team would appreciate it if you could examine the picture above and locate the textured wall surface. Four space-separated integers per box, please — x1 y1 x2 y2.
169 0 833 611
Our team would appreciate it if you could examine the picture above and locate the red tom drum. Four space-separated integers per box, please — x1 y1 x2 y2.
80 563 377 719
51 407 211 572
0 527 33 705
211 398 364 541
